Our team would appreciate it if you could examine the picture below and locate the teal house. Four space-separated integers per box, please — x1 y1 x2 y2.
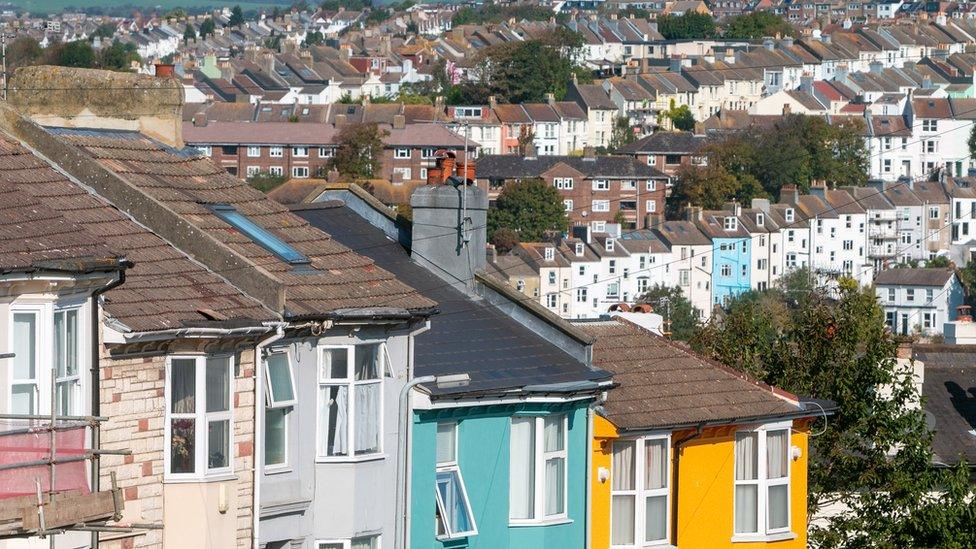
695 208 752 307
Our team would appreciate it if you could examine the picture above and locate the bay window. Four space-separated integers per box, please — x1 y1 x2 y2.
734 425 791 540
11 311 39 414
165 355 233 478
435 422 477 539
53 309 80 415
317 345 385 460
510 414 567 523
611 436 670 547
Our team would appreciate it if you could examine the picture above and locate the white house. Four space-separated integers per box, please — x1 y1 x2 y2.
875 268 965 335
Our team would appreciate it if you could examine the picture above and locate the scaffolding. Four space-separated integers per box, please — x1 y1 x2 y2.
0 352 161 542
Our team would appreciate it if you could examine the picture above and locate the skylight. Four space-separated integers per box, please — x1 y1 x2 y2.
209 204 310 265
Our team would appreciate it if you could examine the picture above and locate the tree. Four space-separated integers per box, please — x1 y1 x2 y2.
92 22 116 40
723 12 796 39
608 117 636 151
668 164 765 218
663 101 695 131
330 122 387 179
247 171 288 192
467 32 587 104
691 282 976 547
183 23 197 43
637 284 699 340
490 227 520 253
968 125 976 169
303 30 324 47
228 6 245 28
98 41 140 71
5 36 43 71
487 179 569 242
48 40 96 69
656 12 716 40
200 17 216 38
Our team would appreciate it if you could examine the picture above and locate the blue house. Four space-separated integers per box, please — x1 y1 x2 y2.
300 179 612 549
696 208 753 306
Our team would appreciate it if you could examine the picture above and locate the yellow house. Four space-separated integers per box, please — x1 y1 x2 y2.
577 316 830 549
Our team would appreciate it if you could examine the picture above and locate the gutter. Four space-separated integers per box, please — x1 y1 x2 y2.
252 323 287 549
616 400 836 437
670 424 704 547
120 325 272 343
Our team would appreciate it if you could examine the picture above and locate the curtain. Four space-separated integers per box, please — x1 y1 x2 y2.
355 345 380 380
612 441 635 491
645 495 667 542
206 357 229 413
354 382 380 454
332 386 348 455
509 418 535 519
544 457 565 516
767 430 788 479
644 439 667 490
611 495 635 545
735 432 758 480
543 416 563 452
12 313 35 380
171 359 196 414
768 484 789 530
735 485 758 534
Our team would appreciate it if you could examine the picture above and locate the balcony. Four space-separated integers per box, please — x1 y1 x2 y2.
868 225 898 239
869 244 897 257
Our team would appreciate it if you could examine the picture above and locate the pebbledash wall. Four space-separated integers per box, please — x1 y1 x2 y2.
97 343 256 549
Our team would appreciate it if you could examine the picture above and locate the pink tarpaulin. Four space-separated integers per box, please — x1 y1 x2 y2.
0 424 89 499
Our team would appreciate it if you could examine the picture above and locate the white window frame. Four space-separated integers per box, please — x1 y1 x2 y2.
593 200 611 213
164 355 235 482
319 147 333 158
564 199 574 212
246 166 261 177
509 414 568 525
9 306 44 415
269 146 283 158
435 421 478 540
316 344 385 462
554 177 574 190
293 146 309 157
198 145 213 157
593 179 610 191
394 148 411 159
246 146 261 157
315 535 381 549
732 422 792 542
610 434 671 547
646 180 657 192
269 166 284 176
53 307 82 416
292 166 310 179
265 349 297 408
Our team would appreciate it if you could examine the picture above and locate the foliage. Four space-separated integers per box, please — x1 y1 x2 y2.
183 23 197 42
925 255 952 268
199 17 216 38
656 12 716 40
487 178 569 242
6 37 43 72
636 284 699 340
48 40 96 69
608 117 636 151
92 22 116 39
723 12 796 39
247 172 288 192
490 227 520 253
663 100 695 131
451 3 555 26
396 92 432 105
228 5 245 28
330 122 387 179
265 33 282 52
969 125 976 165
692 282 976 547
321 0 371 11
98 41 140 71
303 30 324 47
668 164 765 217
165 8 187 20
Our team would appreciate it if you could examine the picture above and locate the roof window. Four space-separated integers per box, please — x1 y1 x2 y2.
209 204 310 266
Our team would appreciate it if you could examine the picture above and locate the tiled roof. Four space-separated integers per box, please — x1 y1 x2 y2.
577 319 803 430
616 131 706 154
874 268 955 287
475 155 666 179
914 345 976 466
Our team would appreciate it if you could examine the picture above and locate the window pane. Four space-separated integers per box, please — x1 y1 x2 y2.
436 469 474 535
208 419 229 469
768 484 789 531
265 408 287 466
11 384 34 415
509 417 535 519
645 495 667 542
544 457 565 516
54 312 65 377
645 439 667 490
12 313 36 380
350 535 378 549
56 380 75 416
355 344 380 380
735 484 758 534
611 441 635 491
543 415 564 452
267 352 294 404
170 359 196 413
436 422 456 465
318 544 343 549
767 430 789 479
354 383 381 455
611 495 635 545
322 348 348 379
735 432 758 480
171 418 195 473
206 357 230 413
319 385 348 456
65 310 78 376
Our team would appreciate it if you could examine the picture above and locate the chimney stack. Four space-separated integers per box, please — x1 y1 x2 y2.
393 114 405 129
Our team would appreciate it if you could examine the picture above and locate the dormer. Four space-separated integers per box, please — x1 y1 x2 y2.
605 238 615 252
544 246 555 262
785 208 795 223
575 242 585 257
723 217 738 231
756 213 765 227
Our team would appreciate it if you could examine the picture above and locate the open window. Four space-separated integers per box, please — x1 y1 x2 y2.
265 351 297 408
435 422 477 540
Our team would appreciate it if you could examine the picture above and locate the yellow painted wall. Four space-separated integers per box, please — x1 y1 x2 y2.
591 417 810 549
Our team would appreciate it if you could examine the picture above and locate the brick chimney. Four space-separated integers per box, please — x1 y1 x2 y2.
426 150 459 185
8 66 183 148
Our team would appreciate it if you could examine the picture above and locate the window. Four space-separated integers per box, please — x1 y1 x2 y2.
925 140 937 154
923 312 934 329
316 536 380 549
395 148 411 159
593 179 610 191
922 119 937 132
455 107 482 118
269 146 283 157
930 207 940 220
197 146 212 157
724 217 738 231
245 146 260 157
53 309 80 415
611 436 670 546
734 426 791 537
220 145 237 156
246 166 261 177
292 166 310 179
293 147 308 157
756 213 764 227
883 159 891 173
265 351 297 408
548 271 557 285
606 239 616 252
11 311 39 414
607 281 620 299
546 294 557 308
679 269 690 286
926 288 934 302
577 288 588 302
564 200 574 212
785 253 797 268
883 136 891 150
576 243 585 257
510 415 567 523
646 199 656 213
210 204 310 265
721 264 732 277
593 200 611 212
393 167 412 181
784 208 794 223
545 247 555 261
166 356 233 478
269 166 284 176
887 288 896 302
593 221 607 232
435 422 477 540
646 180 657 192
554 177 574 190
319 147 333 158
906 289 915 302
422 148 437 159
317 345 385 459
664 154 681 165
843 240 853 251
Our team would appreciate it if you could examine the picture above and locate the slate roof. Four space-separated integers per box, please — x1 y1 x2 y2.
914 345 976 466
874 268 955 287
296 202 612 397
576 319 807 430
476 155 667 179
616 131 707 155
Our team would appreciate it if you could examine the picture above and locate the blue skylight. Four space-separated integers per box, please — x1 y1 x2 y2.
210 204 310 265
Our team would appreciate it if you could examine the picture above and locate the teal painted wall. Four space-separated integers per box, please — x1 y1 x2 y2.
410 402 589 549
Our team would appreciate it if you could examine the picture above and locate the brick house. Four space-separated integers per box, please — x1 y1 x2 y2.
475 152 669 230
616 131 709 176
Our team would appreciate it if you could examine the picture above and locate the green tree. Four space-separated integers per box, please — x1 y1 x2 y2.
200 17 216 38
656 12 716 40
247 171 288 192
183 23 197 43
5 36 43 71
98 41 139 71
228 5 245 28
487 178 569 242
723 12 796 39
637 284 699 340
303 30 324 47
470 31 587 103
48 40 96 69
663 102 695 131
668 164 765 217
968 125 976 168
330 122 387 179
92 22 116 40
608 117 636 151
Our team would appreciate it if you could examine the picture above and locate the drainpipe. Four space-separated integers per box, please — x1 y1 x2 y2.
395 374 436 549
670 424 703 547
90 262 128 549
253 323 287 549
584 403 595 549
